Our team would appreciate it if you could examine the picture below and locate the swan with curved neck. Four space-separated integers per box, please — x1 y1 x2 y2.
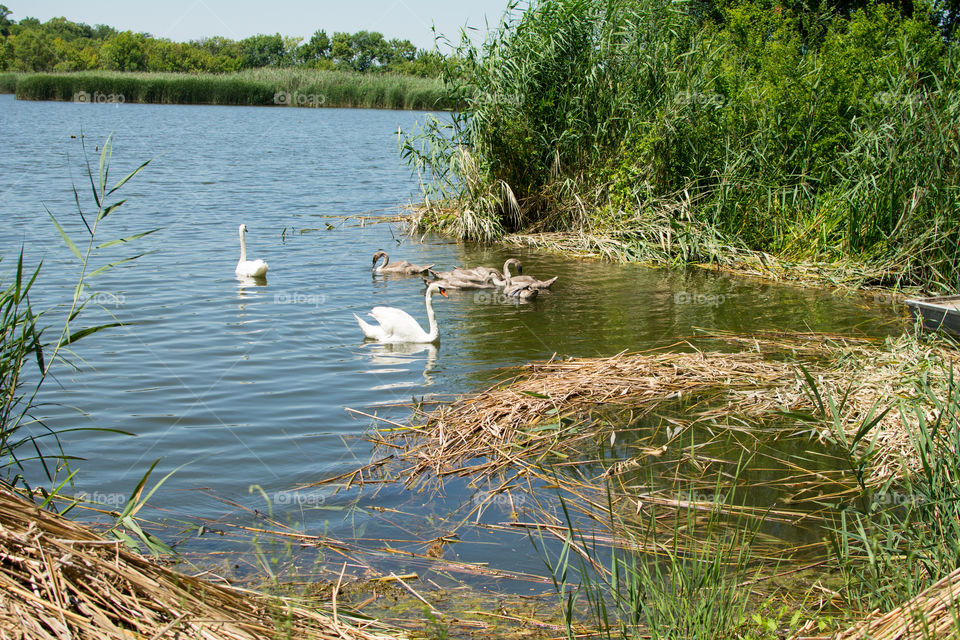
354 282 449 343
372 251 433 275
236 224 268 278
502 258 558 289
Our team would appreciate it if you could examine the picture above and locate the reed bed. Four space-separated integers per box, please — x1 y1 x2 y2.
0 487 398 640
0 73 16 94
13 70 450 110
402 0 960 293
375 334 949 487
501 227 914 293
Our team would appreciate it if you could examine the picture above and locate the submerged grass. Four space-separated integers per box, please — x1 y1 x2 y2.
13 69 451 110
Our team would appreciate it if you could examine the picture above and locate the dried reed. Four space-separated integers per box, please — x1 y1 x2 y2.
377 334 950 487
836 567 960 640
0 487 400 640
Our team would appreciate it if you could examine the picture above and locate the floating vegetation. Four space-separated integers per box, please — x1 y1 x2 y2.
367 332 952 487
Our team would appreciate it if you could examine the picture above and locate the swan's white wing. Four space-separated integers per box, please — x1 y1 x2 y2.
368 305 429 342
237 259 268 278
354 313 385 340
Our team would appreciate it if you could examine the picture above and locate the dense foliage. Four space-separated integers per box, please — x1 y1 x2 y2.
405 0 960 292
0 5 443 76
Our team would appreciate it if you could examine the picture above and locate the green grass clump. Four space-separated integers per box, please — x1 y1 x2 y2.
14 69 451 110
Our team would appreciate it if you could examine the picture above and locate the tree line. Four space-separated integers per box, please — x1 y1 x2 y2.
0 6 444 76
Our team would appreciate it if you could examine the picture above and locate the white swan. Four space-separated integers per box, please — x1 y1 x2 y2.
236 224 268 278
354 282 449 343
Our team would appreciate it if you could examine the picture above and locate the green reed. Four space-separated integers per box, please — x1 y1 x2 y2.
536 482 766 640
403 0 960 291
0 73 17 93
14 69 451 110
821 358 960 613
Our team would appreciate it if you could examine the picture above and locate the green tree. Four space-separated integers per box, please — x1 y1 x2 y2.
0 39 13 70
0 4 12 38
42 16 95 41
11 28 56 70
299 28 331 65
101 31 148 70
239 33 287 67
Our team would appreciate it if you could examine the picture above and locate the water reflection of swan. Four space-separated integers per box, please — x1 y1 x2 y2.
355 282 448 343
236 224 269 278
236 275 268 289
361 341 438 387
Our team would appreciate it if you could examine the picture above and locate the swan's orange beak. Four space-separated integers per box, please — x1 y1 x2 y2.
439 288 448 297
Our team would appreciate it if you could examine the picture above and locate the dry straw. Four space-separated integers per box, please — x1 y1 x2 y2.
0 488 401 640
377 333 948 487
835 567 960 640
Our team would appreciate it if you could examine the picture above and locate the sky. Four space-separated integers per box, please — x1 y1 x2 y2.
5 1 522 50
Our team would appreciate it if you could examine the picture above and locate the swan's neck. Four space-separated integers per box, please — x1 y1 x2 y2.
378 253 390 268
239 231 247 262
502 260 514 283
424 287 440 341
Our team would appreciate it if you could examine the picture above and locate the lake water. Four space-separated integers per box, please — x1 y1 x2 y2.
0 93 904 584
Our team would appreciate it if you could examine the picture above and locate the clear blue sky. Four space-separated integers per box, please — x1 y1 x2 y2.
6 1 523 50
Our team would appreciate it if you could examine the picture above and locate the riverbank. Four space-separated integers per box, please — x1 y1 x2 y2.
4 69 451 110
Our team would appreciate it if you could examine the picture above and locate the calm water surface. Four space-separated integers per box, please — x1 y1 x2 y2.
0 94 904 580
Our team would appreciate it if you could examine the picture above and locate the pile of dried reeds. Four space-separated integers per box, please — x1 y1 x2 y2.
836 567 960 640
0 487 400 640
386 347 798 481
379 334 952 485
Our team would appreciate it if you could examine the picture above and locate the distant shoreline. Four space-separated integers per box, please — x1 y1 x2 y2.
0 70 453 111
